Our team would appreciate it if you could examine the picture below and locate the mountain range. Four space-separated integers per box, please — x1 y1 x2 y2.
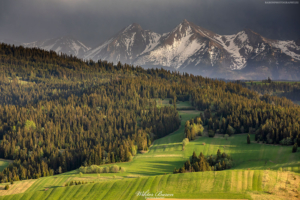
22 36 91 58
3 19 300 80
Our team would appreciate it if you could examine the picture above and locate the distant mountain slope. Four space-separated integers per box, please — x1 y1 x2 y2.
134 19 229 69
23 36 90 57
84 23 161 64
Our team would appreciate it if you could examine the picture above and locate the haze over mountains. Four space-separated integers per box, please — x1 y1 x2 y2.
2 20 300 80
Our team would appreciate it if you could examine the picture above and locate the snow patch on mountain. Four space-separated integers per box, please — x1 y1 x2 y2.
271 40 300 60
217 33 248 70
135 26 206 68
84 38 114 60
124 32 136 51
140 32 161 55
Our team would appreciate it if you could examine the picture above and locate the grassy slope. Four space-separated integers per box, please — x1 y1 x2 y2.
0 159 13 172
0 100 299 199
2 170 300 200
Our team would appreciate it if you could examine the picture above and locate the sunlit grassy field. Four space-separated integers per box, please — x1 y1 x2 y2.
1 170 300 200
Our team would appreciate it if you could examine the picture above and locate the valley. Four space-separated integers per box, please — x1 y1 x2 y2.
0 43 299 200
0 101 299 199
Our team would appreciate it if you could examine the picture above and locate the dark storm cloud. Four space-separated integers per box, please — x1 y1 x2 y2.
0 0 299 47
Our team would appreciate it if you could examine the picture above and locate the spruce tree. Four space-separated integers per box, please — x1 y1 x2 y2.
247 134 251 144
292 143 297 153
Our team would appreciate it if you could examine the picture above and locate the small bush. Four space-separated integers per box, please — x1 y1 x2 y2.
79 166 87 173
226 125 235 136
208 130 215 138
182 138 189 150
78 165 124 174
104 167 110 173
120 167 126 173
280 137 293 145
4 184 9 190
110 165 119 173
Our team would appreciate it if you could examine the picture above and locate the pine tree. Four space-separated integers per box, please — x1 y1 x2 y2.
292 143 297 153
217 149 221 160
247 134 251 144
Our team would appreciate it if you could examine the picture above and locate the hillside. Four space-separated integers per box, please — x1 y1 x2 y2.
0 107 299 199
0 43 299 199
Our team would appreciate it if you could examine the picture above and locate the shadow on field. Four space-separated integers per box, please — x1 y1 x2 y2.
41 185 61 191
131 160 186 176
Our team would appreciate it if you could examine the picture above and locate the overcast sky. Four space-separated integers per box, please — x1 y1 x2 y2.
0 0 299 47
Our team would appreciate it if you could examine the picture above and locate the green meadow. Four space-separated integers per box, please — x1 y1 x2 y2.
0 100 299 199
0 159 12 172
1 169 299 200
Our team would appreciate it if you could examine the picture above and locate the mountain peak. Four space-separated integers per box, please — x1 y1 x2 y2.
178 19 193 28
243 28 259 36
123 23 143 32
170 19 193 33
181 19 190 24
131 23 142 28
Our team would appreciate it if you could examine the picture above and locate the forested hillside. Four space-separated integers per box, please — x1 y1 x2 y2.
241 80 300 103
0 43 299 184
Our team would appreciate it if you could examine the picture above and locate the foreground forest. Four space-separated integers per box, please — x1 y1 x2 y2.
0 43 299 187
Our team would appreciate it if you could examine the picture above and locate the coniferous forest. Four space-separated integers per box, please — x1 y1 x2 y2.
0 43 299 183
173 149 233 173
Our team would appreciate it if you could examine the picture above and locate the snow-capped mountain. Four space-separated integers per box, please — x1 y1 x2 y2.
84 23 161 64
13 19 299 79
134 19 228 69
135 20 300 72
23 36 90 57
214 28 300 70
85 19 300 79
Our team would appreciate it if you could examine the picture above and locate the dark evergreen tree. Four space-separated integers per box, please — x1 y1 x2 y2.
247 134 251 144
